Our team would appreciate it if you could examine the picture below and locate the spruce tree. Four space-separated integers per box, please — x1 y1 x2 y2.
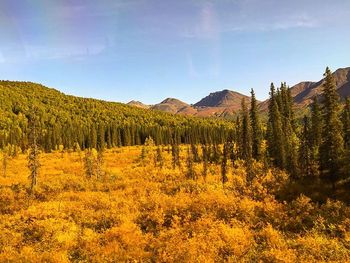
186 148 195 180
267 83 286 169
240 98 252 161
341 98 350 177
171 142 180 169
1 147 8 177
221 142 229 185
96 149 104 178
280 83 299 177
27 108 41 192
155 146 164 168
84 149 94 178
201 144 208 179
299 116 312 177
342 98 350 149
250 89 262 160
319 67 344 190
310 98 322 154
191 143 200 163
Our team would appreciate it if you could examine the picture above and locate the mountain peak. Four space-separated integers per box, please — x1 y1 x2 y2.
290 67 350 106
160 98 186 104
151 97 191 114
127 100 150 109
194 89 251 108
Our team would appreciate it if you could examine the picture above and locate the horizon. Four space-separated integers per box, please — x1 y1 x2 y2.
0 1 350 104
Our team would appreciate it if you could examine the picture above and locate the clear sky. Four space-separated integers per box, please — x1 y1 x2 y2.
0 0 349 104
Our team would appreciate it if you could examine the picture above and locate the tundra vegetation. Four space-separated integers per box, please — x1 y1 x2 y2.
0 67 350 262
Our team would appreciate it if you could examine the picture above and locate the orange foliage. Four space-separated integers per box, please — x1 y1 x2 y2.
0 146 349 262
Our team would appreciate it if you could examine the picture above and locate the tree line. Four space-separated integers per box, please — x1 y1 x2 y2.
0 81 234 151
145 67 350 196
1 67 350 195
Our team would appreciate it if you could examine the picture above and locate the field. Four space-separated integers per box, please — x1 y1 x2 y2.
1 146 350 262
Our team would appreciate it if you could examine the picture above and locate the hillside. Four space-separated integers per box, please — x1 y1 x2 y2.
0 81 234 151
144 90 252 117
194 89 251 108
258 67 350 111
291 67 350 106
127 100 150 109
151 98 194 114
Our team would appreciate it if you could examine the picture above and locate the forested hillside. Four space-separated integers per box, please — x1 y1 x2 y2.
0 81 233 151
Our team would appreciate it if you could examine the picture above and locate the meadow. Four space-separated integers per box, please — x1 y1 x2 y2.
1 146 349 262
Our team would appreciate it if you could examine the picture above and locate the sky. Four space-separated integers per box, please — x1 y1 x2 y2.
0 0 349 104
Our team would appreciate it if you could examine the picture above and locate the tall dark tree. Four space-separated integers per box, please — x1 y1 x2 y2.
342 98 350 149
201 144 208 179
84 149 95 178
310 98 322 155
267 83 286 169
221 142 229 185
342 98 350 177
299 116 312 177
319 67 344 190
279 83 299 177
171 142 180 169
1 146 9 177
239 98 252 161
250 89 262 160
186 148 195 180
191 143 200 163
27 107 41 192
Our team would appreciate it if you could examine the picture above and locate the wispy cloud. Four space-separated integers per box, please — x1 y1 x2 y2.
180 2 220 39
186 52 199 78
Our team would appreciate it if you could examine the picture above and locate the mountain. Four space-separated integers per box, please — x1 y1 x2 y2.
127 100 150 109
147 90 253 117
151 98 196 115
194 89 251 109
290 67 350 106
258 67 350 111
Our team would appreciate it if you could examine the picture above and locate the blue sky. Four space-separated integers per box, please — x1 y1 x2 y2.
0 0 349 104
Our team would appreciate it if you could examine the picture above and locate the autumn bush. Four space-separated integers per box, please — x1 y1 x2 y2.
0 146 349 262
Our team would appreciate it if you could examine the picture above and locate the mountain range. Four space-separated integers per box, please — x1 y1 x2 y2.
128 67 350 116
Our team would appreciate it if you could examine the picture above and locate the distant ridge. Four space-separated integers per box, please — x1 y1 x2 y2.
127 67 350 115
290 67 350 106
127 100 150 109
258 67 350 111
194 89 252 108
151 98 193 114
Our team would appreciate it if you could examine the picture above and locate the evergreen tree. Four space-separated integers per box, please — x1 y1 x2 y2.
250 89 262 160
342 98 350 149
280 83 299 177
155 146 164 168
96 149 104 178
240 98 252 161
299 116 312 177
267 83 286 169
341 98 350 178
201 144 208 179
1 146 8 177
84 149 95 178
221 142 229 185
210 144 220 164
27 107 41 192
191 143 200 163
186 148 195 180
171 142 180 169
310 98 322 155
319 67 344 190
